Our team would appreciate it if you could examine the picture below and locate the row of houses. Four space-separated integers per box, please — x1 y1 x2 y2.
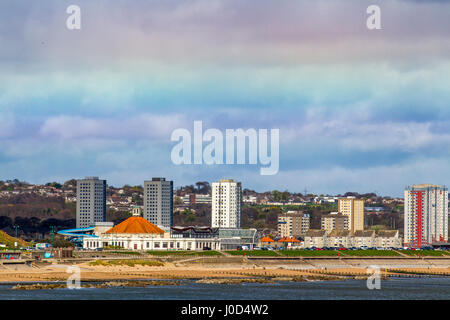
304 230 402 249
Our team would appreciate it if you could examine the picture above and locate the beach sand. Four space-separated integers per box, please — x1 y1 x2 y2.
0 261 449 283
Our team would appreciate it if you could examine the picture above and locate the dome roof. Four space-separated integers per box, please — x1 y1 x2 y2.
105 217 165 234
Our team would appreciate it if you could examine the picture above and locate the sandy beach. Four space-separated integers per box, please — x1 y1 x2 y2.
0 259 449 283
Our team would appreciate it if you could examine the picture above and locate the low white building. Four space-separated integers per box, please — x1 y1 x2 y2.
83 217 220 251
303 229 403 249
353 230 377 248
375 230 402 248
304 230 327 248
326 230 352 248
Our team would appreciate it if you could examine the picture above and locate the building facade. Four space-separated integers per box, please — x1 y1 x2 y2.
404 184 448 247
182 193 212 205
83 217 220 251
211 179 242 228
303 229 402 249
144 178 173 229
338 197 364 233
304 230 327 248
321 212 349 233
76 177 106 228
278 211 310 238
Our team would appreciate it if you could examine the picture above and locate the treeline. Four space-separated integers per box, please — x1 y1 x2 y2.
0 194 75 220
0 216 75 241
177 182 211 195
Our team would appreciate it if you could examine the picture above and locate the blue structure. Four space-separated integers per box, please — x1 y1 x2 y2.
57 227 99 247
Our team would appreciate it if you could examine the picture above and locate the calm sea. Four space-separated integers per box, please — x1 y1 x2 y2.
0 278 448 300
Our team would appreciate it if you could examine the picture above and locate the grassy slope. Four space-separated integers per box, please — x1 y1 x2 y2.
0 230 30 248
398 250 450 256
280 250 339 256
146 250 222 256
225 250 279 256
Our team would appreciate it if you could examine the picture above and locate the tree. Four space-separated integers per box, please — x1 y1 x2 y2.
0 216 13 229
281 191 290 201
64 179 77 187
174 196 184 206
272 190 281 202
195 181 211 194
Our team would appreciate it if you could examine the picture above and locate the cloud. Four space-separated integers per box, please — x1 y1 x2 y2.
39 114 187 140
0 0 449 195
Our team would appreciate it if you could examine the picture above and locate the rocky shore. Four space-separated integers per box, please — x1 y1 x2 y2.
12 280 180 290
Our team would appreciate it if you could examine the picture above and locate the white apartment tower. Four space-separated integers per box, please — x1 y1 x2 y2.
144 178 173 229
76 177 106 228
212 179 242 228
404 184 448 247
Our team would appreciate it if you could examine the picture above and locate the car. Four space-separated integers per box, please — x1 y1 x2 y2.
202 247 211 251
338 247 348 251
95 248 103 251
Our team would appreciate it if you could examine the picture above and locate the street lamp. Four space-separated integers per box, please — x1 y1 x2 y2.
50 226 56 247
13 225 20 252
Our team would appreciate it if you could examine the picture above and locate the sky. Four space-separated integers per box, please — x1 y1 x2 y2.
0 0 449 196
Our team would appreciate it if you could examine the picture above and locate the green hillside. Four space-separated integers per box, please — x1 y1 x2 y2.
0 230 30 249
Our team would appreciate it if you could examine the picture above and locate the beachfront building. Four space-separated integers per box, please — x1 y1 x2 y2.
211 179 242 228
217 228 257 250
375 230 402 248
304 230 327 248
352 230 376 248
277 211 310 238
321 212 349 234
76 177 106 228
338 197 364 233
404 184 448 247
302 229 403 249
144 178 173 229
326 230 352 248
83 216 220 251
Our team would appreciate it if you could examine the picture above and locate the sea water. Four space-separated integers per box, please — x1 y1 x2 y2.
0 278 448 300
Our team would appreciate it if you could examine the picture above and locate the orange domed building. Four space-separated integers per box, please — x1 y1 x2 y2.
83 216 220 251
